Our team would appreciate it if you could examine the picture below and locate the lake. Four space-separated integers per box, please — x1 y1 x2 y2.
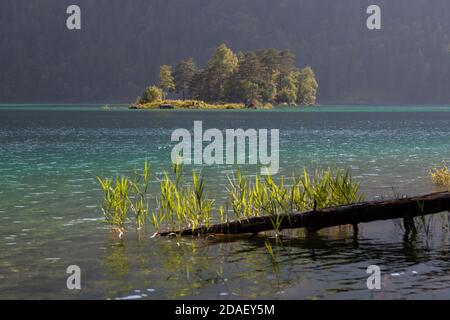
1 104 450 299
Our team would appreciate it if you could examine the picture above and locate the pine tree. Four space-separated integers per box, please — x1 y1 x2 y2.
159 65 175 99
174 58 197 100
297 67 318 105
203 44 238 101
277 71 298 105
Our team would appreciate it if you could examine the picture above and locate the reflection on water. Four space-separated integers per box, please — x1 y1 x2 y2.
1 105 450 299
93 223 450 300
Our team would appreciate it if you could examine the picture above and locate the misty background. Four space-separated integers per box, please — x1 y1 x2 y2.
1 0 450 104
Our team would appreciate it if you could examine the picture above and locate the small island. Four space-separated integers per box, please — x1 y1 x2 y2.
130 44 318 110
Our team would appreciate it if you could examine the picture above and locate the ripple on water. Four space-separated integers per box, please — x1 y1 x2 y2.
3 109 450 299
115 295 142 300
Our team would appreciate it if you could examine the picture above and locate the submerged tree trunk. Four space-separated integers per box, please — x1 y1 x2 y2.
155 191 450 237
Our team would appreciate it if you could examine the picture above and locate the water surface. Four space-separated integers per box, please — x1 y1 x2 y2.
1 105 450 299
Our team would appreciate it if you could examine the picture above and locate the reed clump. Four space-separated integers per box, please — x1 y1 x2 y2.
97 161 151 230
228 168 363 218
151 162 215 232
97 162 363 235
430 164 450 186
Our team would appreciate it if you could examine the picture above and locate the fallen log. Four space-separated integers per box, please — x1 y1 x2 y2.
155 191 450 237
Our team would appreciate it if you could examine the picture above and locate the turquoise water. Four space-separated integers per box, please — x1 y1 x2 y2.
1 105 450 299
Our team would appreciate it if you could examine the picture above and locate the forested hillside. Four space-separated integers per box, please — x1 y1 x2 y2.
1 0 450 104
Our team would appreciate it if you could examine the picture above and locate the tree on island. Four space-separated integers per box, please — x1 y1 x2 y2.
159 65 175 99
139 85 163 104
224 52 265 103
277 71 298 105
174 58 197 100
140 44 318 106
297 67 319 105
201 44 239 101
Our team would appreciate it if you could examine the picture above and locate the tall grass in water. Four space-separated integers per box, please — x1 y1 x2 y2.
97 161 151 231
97 162 363 236
430 163 450 186
151 162 215 232
97 176 130 228
228 168 363 220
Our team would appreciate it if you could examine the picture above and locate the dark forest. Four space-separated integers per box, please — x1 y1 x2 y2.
1 0 450 104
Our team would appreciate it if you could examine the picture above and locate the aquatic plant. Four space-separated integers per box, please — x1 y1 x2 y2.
430 163 450 186
264 240 274 257
264 239 281 280
227 168 363 221
97 161 151 231
151 162 215 232
98 162 363 236
97 175 131 228
129 161 151 229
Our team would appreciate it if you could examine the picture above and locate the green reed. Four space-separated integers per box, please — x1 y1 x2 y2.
129 161 151 228
97 175 131 228
227 168 363 222
151 162 215 232
97 161 151 229
98 162 363 235
264 240 275 257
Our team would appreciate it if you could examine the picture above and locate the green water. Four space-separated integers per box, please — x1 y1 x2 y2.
1 105 450 299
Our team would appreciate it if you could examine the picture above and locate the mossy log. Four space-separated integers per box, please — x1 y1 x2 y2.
155 191 450 237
